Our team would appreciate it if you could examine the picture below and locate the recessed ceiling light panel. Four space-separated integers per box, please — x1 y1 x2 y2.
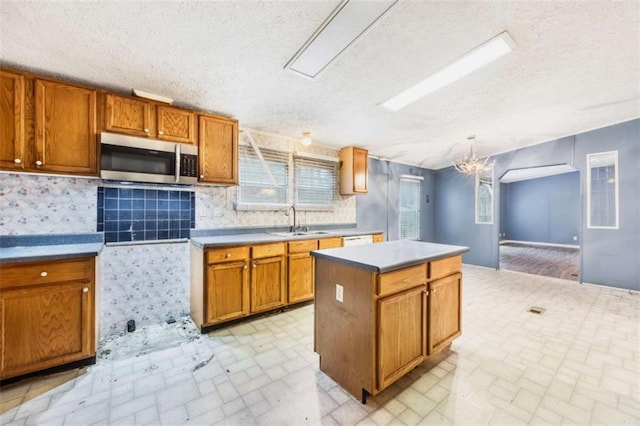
284 0 399 80
382 31 516 111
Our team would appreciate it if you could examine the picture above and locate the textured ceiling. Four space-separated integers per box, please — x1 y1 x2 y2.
1 1 638 169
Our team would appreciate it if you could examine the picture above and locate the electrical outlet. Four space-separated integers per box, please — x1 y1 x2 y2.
336 284 344 303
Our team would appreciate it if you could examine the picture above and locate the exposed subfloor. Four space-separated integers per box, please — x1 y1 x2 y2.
1 266 638 425
500 242 580 281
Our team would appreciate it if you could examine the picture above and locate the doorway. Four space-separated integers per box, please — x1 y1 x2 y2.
498 165 580 281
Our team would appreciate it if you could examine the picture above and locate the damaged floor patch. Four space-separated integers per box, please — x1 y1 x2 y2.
98 316 200 360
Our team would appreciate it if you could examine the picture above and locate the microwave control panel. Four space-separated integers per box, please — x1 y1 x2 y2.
180 154 198 177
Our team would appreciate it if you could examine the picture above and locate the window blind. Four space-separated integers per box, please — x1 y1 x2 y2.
399 178 421 240
238 145 289 206
294 155 337 208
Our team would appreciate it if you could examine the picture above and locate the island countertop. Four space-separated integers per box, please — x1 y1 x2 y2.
311 240 469 273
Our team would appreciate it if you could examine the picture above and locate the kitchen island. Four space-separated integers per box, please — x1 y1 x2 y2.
311 240 469 403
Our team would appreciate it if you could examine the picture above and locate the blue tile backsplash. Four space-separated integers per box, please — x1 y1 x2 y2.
97 187 195 243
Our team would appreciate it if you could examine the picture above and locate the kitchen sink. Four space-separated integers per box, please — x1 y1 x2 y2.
269 230 333 237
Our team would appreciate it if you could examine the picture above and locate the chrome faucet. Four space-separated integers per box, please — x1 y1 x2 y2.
286 205 297 232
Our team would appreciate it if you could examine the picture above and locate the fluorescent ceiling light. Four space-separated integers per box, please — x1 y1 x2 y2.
284 0 398 79
382 31 516 111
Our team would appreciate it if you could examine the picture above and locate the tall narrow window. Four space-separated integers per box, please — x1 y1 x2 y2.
237 146 289 208
400 176 422 240
475 165 494 224
587 151 618 229
294 153 338 209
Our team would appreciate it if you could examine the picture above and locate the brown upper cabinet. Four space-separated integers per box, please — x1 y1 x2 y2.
1 67 238 182
104 93 153 137
340 146 368 195
35 80 97 175
0 70 25 170
156 105 196 144
104 93 196 145
198 114 238 184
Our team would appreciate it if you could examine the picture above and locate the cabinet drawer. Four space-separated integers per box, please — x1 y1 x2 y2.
206 246 249 264
428 255 462 281
288 239 318 254
0 257 94 289
377 264 427 297
318 237 342 249
252 242 285 259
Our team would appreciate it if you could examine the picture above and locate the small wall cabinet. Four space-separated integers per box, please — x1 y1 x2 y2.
0 257 97 380
104 93 196 145
198 114 238 184
340 146 368 195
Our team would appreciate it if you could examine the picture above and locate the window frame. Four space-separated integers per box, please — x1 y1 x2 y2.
293 152 339 211
475 164 494 225
236 145 339 211
587 150 619 229
399 175 422 240
236 145 290 211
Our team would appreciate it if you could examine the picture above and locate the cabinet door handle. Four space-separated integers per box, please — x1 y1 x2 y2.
158 130 164 135
40 271 48 277
200 175 204 179
252 261 257 268
14 158 21 164
83 287 89 293
226 253 231 258
144 128 149 133
35 160 43 166
243 264 248 270
424 290 429 296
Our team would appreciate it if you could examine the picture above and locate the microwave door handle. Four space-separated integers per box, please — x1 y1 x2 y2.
175 143 181 183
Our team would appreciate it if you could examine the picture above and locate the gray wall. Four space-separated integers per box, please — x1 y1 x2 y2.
357 158 435 242
502 172 580 245
433 118 640 290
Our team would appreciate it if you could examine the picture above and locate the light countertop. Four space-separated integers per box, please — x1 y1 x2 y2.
310 240 469 273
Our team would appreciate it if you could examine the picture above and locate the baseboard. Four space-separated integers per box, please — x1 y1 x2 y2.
500 240 580 249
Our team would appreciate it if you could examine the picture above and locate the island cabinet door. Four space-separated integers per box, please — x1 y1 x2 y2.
250 256 286 313
427 273 462 355
205 261 249 324
377 286 427 391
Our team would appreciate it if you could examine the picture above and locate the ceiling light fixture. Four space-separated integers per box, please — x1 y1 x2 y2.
284 0 399 80
382 31 516 111
453 136 491 176
301 132 312 146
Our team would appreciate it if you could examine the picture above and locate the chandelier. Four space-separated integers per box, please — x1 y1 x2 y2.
453 138 491 176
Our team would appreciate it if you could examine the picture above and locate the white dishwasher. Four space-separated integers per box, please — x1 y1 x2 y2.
342 235 373 246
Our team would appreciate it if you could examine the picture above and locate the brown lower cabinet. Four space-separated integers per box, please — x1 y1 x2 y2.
191 236 347 331
250 246 286 313
314 254 462 402
0 257 96 380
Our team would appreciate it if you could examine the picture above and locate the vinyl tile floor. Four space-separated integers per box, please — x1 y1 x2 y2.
1 265 639 425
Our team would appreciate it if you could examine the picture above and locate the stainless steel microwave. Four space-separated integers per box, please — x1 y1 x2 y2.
100 133 198 185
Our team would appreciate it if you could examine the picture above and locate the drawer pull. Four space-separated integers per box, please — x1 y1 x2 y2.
144 128 149 133
158 130 164 135
83 287 89 293
35 160 43 166
226 253 231 258
14 158 21 164
40 271 48 277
